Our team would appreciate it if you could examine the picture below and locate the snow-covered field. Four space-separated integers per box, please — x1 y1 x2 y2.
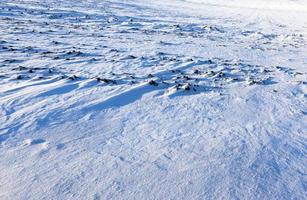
0 0 306 199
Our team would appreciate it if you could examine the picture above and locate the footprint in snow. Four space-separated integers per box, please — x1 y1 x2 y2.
23 139 49 157
23 138 46 146
56 143 65 150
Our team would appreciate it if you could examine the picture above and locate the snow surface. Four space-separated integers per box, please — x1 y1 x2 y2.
0 0 306 199
186 0 307 11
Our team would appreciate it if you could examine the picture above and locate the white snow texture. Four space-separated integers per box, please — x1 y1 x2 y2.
0 0 306 199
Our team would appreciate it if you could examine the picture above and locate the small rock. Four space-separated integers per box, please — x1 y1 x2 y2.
16 75 23 80
148 80 158 86
96 78 116 84
193 69 201 74
182 83 191 91
68 75 78 80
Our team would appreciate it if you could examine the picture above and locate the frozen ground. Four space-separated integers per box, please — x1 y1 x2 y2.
0 0 306 199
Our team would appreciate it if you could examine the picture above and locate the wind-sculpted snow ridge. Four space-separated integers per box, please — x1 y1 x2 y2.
0 0 306 200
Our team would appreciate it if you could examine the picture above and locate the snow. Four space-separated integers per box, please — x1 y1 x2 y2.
0 0 306 199
186 0 307 11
